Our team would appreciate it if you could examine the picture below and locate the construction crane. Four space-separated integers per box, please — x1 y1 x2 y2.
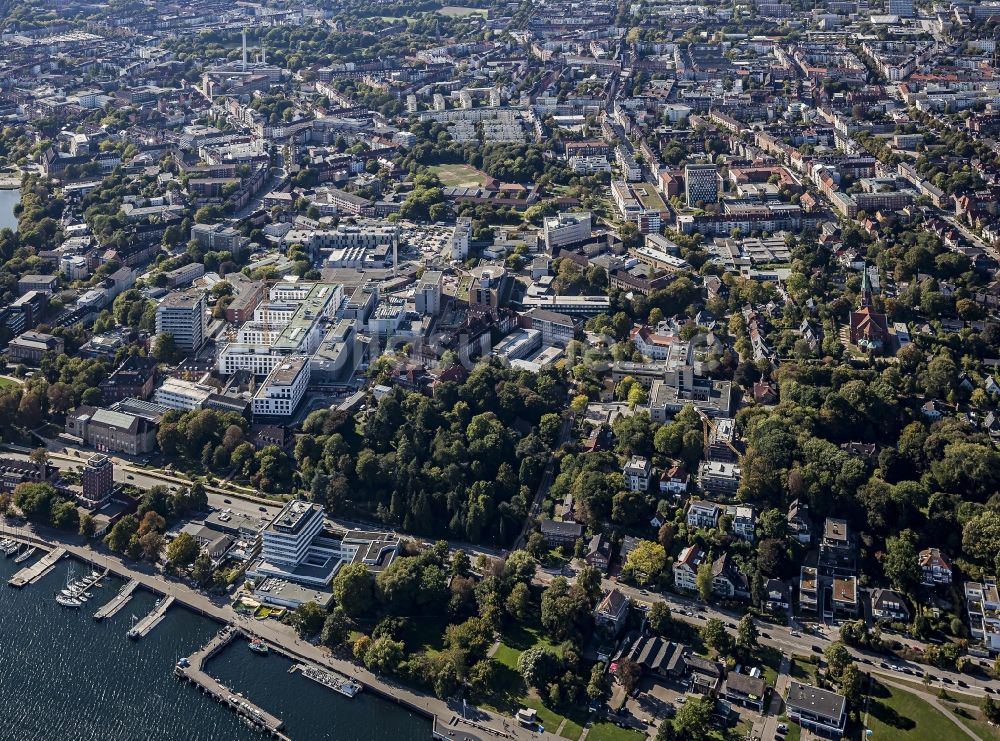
696 407 743 463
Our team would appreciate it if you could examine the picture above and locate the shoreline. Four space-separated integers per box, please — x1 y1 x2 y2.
1 527 552 741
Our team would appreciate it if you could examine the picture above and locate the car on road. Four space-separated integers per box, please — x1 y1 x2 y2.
811 645 822 653
986 687 995 694
684 610 694 616
640 589 648 595
958 680 968 688
126 474 134 479
676 697 686 704
942 677 953 684
777 723 788 733
790 630 801 637
259 506 268 512
224 499 231 504
761 632 771 639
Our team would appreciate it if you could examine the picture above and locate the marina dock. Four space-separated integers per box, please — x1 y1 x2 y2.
127 595 175 638
175 627 290 739
291 663 362 697
8 547 65 588
94 578 139 621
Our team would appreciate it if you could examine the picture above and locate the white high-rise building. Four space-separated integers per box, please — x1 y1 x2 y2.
155 290 206 354
451 217 471 260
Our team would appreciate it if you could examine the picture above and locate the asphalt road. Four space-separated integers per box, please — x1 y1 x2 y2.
601 577 1000 696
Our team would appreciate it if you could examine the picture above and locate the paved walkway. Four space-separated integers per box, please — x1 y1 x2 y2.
1 525 561 741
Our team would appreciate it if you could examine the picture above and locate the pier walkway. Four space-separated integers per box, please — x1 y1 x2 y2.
8 547 65 587
128 595 175 638
94 578 139 621
176 627 289 739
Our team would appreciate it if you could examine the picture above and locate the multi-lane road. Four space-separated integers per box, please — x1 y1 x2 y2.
13 444 999 701
600 576 1000 697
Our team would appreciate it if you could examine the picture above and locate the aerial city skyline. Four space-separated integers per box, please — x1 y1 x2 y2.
0 0 1000 739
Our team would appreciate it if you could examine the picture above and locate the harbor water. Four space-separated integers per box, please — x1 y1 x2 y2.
0 188 18 231
0 554 431 740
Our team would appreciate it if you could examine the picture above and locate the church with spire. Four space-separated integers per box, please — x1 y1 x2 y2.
848 265 890 353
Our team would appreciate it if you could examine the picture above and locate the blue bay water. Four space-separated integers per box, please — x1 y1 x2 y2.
0 554 430 741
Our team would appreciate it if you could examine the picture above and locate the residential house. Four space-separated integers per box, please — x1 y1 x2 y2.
698 461 740 495
918 547 952 586
673 545 707 592
687 656 724 696
832 576 858 616
623 455 653 492
725 672 768 713
687 501 721 529
731 505 755 542
870 588 910 622
712 553 749 599
764 578 792 613
585 533 612 571
625 636 688 678
787 499 812 543
921 400 944 420
659 464 689 496
786 682 847 738
965 580 1000 653
594 588 630 635
799 566 819 615
620 535 641 564
753 381 778 405
539 519 583 546
820 518 855 577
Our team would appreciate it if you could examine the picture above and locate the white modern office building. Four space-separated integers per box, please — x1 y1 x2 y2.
247 499 401 608
251 356 310 417
153 377 213 411
217 282 343 375
543 212 592 250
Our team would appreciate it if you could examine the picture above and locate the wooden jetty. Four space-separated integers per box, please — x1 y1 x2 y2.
175 627 290 739
94 578 139 621
8 547 65 587
127 595 175 638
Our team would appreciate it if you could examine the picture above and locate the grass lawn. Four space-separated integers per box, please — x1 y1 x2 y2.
585 722 644 741
0 377 21 389
752 645 783 687
952 706 1000 741
782 720 802 741
484 618 590 739
437 5 488 16
863 679 967 740
430 163 489 188
790 656 816 683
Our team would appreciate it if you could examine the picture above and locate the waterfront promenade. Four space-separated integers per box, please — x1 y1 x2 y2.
0 525 561 741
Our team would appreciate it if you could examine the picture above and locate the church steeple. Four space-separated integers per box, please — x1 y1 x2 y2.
860 264 872 308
